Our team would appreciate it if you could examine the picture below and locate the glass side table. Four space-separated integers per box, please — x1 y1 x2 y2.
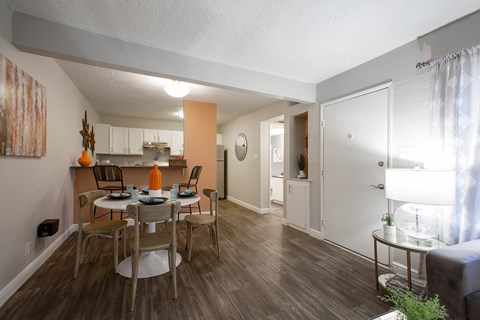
372 229 447 291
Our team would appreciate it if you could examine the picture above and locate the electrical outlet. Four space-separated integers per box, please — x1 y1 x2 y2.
24 242 31 256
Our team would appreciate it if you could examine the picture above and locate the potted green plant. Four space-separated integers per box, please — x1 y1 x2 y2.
379 286 448 320
297 153 306 178
382 212 396 235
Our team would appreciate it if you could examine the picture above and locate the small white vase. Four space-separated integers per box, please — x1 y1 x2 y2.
383 224 396 236
299 170 305 177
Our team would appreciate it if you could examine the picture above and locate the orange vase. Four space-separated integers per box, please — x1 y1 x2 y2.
77 150 92 167
149 163 163 197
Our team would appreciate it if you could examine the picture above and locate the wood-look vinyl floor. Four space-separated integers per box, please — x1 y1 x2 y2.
0 200 390 320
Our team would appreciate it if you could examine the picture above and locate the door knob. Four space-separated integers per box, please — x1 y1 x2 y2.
370 184 385 190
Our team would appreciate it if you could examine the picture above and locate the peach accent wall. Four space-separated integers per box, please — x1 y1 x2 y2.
183 100 217 211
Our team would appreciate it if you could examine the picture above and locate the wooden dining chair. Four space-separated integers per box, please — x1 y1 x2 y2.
127 201 181 311
185 188 220 262
74 190 127 278
178 165 203 220
92 165 127 219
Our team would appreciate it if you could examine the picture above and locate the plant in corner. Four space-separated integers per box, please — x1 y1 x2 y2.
297 153 306 177
379 286 448 320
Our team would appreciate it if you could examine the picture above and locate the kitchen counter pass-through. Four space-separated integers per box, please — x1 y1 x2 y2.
70 165 187 223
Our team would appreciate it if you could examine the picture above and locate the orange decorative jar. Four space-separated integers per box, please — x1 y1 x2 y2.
77 150 92 167
149 162 162 197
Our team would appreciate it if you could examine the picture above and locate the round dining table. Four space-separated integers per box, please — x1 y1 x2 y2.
94 190 201 279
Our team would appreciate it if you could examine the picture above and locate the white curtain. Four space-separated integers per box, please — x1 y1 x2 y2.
429 43 480 244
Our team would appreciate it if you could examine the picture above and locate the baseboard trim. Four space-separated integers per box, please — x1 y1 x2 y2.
323 239 379 265
309 228 323 240
0 224 76 307
285 223 308 233
226 196 269 214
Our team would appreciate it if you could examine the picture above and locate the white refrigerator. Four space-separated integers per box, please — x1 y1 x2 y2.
217 145 225 199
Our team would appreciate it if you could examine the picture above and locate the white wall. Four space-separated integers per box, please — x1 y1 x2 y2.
0 0 98 300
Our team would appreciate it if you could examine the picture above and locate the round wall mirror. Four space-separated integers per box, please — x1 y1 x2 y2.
235 133 248 161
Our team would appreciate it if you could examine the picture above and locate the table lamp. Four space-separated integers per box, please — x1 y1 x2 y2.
385 168 455 240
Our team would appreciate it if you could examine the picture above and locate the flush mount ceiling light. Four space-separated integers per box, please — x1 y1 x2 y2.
164 80 190 98
175 111 184 119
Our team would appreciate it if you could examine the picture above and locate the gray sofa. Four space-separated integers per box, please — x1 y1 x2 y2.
426 239 480 320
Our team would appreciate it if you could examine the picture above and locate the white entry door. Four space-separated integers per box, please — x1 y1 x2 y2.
323 87 389 263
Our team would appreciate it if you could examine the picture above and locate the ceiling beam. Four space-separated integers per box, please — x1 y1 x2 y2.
12 12 316 103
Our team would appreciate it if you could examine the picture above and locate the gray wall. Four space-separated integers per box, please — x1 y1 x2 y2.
317 11 480 169
219 10 480 234
220 101 289 211
219 99 320 225
0 0 99 298
315 11 480 266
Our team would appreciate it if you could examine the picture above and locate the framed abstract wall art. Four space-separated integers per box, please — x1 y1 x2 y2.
0 53 47 157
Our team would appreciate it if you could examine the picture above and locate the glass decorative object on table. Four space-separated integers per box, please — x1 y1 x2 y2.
131 189 139 202
170 183 179 201
170 188 177 201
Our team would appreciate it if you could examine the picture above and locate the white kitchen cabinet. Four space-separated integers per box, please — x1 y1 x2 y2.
109 126 143 155
157 130 171 145
170 131 184 156
143 129 171 146
271 176 284 204
111 126 128 154
128 128 144 155
143 129 157 143
286 179 309 230
94 123 111 154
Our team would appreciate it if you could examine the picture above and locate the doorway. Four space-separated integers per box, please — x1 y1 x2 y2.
260 116 285 215
270 122 284 215
322 85 390 263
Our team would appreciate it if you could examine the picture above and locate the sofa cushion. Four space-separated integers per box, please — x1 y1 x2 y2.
466 291 480 320
426 239 480 320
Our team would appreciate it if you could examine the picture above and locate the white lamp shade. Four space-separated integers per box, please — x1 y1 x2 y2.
385 169 455 205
